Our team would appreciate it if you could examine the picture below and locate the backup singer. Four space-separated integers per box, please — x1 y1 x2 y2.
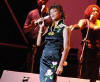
23 0 49 45
37 4 70 82
73 4 100 82
23 0 49 72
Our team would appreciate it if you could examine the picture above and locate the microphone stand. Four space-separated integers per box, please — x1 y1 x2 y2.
79 19 90 78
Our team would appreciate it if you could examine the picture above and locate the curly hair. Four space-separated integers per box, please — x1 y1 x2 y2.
49 4 65 19
84 4 100 19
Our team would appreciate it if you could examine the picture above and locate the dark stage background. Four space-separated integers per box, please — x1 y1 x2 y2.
0 0 99 78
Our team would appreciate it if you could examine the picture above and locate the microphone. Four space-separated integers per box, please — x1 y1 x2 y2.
41 5 46 12
34 15 50 25
89 15 93 20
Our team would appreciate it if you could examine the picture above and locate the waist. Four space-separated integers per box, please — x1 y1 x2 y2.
44 45 62 50
85 40 100 48
45 42 63 48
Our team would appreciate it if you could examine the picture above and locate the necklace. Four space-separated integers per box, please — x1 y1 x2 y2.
48 22 55 35
48 21 60 35
48 26 55 35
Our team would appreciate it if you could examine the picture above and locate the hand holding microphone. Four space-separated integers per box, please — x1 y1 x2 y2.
34 15 50 25
89 14 94 20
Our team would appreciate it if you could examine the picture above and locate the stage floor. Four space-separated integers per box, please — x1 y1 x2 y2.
1 70 100 82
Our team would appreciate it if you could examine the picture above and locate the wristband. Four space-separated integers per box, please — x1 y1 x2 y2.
39 31 42 34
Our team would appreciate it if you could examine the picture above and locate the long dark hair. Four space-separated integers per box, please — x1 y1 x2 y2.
49 4 65 20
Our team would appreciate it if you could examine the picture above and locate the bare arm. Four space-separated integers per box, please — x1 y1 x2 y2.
69 19 87 31
94 26 100 30
77 19 87 29
78 19 100 30
36 26 43 46
36 18 48 46
56 27 70 75
89 19 100 30
60 27 70 65
23 9 40 33
23 20 37 33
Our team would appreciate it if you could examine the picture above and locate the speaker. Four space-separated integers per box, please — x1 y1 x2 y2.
57 76 90 82
0 70 39 82
1 70 92 82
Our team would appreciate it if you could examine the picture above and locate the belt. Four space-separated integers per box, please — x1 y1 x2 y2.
83 40 100 48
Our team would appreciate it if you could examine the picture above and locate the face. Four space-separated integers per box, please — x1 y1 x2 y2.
50 8 61 21
90 7 99 20
37 0 48 5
